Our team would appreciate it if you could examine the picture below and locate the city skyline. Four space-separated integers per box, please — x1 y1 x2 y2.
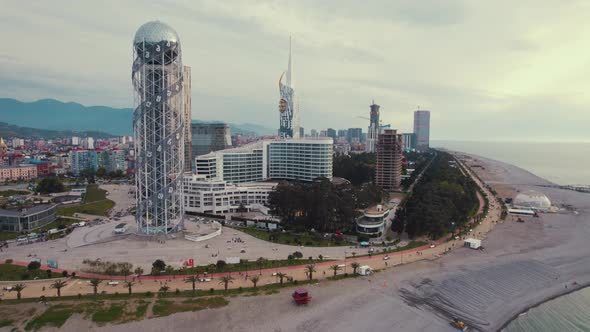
1 1 589 142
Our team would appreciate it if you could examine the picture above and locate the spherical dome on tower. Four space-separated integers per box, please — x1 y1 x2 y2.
513 190 551 210
133 20 180 45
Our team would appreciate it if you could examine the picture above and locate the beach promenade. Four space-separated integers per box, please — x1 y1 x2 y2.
1 154 589 331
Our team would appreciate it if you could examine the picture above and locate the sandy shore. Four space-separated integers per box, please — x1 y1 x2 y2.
5 154 590 332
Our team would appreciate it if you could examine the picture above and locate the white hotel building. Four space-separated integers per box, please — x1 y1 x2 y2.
183 174 277 215
195 138 333 183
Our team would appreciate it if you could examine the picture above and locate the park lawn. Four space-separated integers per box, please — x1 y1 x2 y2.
83 184 107 203
232 226 350 247
91 303 125 324
0 232 18 241
57 199 114 217
24 303 87 331
152 297 229 317
0 264 62 281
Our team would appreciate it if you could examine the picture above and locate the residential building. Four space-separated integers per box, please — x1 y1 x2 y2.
413 110 431 151
375 129 403 191
299 127 304 138
183 174 276 215
366 102 380 152
196 137 333 183
190 123 232 159
326 128 337 140
0 204 57 232
0 165 38 182
69 149 98 175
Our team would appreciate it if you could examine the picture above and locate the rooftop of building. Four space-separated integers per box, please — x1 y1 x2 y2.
0 204 57 217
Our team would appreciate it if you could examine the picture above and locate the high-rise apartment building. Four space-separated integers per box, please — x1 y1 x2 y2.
401 133 416 151
299 127 304 138
327 128 336 140
196 138 333 183
182 66 192 172
132 21 185 234
347 128 363 143
191 123 231 159
375 129 403 191
413 110 430 151
278 37 299 139
366 102 380 153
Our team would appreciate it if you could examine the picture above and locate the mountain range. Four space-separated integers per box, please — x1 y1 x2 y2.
0 122 114 140
0 98 275 137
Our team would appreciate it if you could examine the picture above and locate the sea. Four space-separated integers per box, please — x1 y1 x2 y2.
432 140 590 186
434 140 590 332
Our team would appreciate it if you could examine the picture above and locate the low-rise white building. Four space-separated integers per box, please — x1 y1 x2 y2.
356 205 390 237
183 174 277 215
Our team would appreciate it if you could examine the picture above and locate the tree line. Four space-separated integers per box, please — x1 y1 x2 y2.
392 151 479 239
268 177 384 233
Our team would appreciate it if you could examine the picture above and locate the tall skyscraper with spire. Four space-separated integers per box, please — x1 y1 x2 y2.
278 36 299 138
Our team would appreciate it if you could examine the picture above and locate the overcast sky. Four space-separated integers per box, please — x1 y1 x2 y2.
1 0 589 141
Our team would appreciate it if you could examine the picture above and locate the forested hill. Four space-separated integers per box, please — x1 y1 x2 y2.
392 151 480 239
0 122 114 139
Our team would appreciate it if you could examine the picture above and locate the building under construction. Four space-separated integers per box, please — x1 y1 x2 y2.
375 129 403 191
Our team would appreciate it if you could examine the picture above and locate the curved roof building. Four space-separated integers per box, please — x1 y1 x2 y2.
513 190 551 211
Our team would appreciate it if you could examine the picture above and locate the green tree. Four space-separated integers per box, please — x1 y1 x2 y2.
152 259 166 272
165 265 174 276
51 280 67 297
13 283 25 300
89 279 102 295
305 264 316 281
219 276 234 291
96 167 107 178
124 281 134 295
249 275 260 288
256 257 266 275
36 176 65 194
351 262 360 275
159 285 170 295
27 261 41 271
134 267 144 278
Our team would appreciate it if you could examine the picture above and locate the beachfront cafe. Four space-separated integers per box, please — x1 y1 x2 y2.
356 205 390 237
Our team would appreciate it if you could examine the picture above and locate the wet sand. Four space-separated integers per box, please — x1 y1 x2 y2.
10 154 590 332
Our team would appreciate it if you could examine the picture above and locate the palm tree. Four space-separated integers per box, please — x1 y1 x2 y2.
219 276 234 291
134 267 144 279
124 281 134 295
89 278 102 295
185 275 199 294
305 264 316 281
351 262 360 275
159 285 170 295
249 275 260 288
329 264 341 277
275 272 287 286
256 257 266 275
13 283 25 300
51 280 67 297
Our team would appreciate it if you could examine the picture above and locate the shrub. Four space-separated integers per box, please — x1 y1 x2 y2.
292 251 303 259
62 271 68 277
175 288 180 295
145 291 152 297
209 288 214 293
238 287 243 292
216 260 227 270
27 261 41 271
287 255 294 260
71 272 76 278
4 259 13 264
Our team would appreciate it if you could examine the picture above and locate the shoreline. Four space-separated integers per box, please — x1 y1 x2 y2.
450 151 590 331
1 152 588 332
499 284 590 331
